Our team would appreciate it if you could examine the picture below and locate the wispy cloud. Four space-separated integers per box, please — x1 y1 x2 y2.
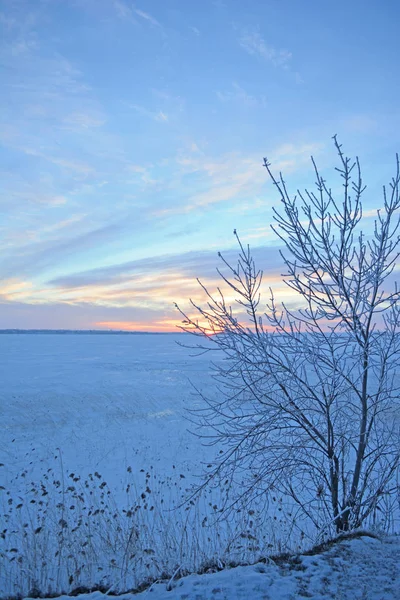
0 26 105 184
128 103 169 122
216 82 266 108
0 278 34 298
112 1 160 27
239 30 291 67
341 114 377 134
47 249 230 289
6 189 68 208
20 147 95 176
51 245 284 288
112 0 133 20
62 111 106 130
151 88 185 113
0 246 285 313
37 214 88 237
0 222 130 280
155 141 322 217
0 243 295 333
0 300 170 331
134 8 160 27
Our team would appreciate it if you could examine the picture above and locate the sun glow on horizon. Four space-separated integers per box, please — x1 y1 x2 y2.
94 320 181 333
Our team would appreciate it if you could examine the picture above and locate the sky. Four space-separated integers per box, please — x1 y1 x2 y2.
1 0 400 331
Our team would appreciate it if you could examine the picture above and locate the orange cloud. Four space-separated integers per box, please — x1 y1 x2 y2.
0 278 34 299
94 320 180 332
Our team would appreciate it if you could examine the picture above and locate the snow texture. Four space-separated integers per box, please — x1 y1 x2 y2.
24 534 400 600
1 334 399 598
1 333 215 491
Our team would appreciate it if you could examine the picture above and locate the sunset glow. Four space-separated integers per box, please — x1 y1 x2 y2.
94 320 180 333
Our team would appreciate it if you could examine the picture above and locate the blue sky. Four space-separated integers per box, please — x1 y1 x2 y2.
1 0 399 330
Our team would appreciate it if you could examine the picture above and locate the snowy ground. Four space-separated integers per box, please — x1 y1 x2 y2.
0 334 219 596
0 333 215 490
1 334 399 598
24 534 400 600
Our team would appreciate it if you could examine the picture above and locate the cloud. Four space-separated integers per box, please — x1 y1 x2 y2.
340 115 377 134
134 8 160 27
0 27 109 198
94 320 175 332
0 7 114 184
239 30 291 67
151 88 185 113
128 103 169 122
0 245 289 332
112 2 160 27
0 173 70 210
62 111 106 130
127 164 147 173
0 242 298 332
216 82 266 108
0 278 34 298
37 214 88 237
47 244 284 289
42 246 286 314
19 147 95 176
154 141 322 217
0 300 171 331
0 222 130 280
47 249 228 289
240 225 275 242
112 0 133 20
0 214 88 253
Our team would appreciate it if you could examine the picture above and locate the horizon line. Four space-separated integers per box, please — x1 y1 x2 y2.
0 328 185 335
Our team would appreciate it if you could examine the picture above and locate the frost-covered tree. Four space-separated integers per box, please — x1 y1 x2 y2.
176 137 400 534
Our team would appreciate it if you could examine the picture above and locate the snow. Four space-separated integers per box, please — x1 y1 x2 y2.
1 334 399 598
23 534 400 600
0 333 214 489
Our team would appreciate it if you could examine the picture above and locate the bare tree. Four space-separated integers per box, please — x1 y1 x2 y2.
176 137 400 535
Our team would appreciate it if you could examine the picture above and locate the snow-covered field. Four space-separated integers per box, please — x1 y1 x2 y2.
0 334 399 599
1 333 213 489
2 333 270 597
